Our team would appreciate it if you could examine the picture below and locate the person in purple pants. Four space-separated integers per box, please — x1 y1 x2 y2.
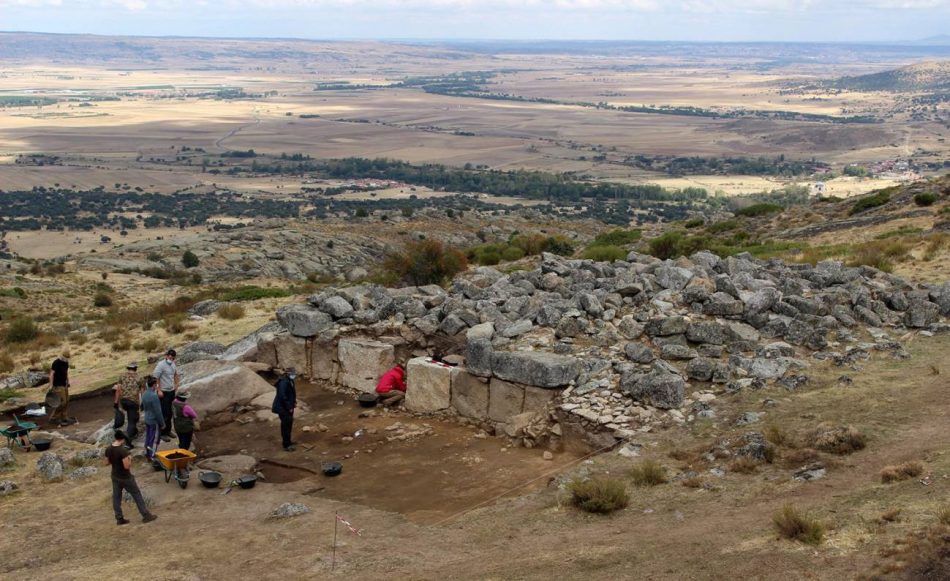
141 376 164 460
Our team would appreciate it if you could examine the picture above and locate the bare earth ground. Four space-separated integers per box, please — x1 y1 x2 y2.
1 333 947 580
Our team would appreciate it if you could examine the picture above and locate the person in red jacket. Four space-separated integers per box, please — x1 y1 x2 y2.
375 365 406 407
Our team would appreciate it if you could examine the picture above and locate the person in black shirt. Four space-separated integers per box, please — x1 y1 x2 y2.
47 354 75 427
104 430 157 526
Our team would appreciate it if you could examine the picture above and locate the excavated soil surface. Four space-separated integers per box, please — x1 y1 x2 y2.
198 380 580 525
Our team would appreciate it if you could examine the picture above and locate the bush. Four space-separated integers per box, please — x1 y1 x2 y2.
629 459 668 487
734 203 782 218
181 250 200 268
848 239 911 272
707 219 739 234
383 240 468 287
773 504 824 545
93 292 114 308
0 351 14 373
133 337 160 352
568 477 629 514
500 246 526 262
809 423 866 455
0 387 23 403
217 303 246 320
914 192 937 206
880 461 924 483
589 228 641 247
0 287 26 299
5 318 38 343
163 313 189 334
217 286 292 302
849 191 890 215
684 217 705 229
581 245 627 262
542 235 575 256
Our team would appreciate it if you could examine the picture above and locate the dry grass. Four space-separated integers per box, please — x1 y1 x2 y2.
873 524 950 579
880 462 924 484
772 504 824 545
810 423 867 455
879 509 902 523
0 351 14 373
728 456 762 474
681 476 704 489
923 233 949 261
568 477 630 514
629 459 668 486
217 303 246 320
848 239 912 272
940 507 950 526
764 424 795 448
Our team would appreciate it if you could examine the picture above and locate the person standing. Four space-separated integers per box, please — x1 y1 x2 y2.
152 349 178 441
172 391 198 451
104 430 157 526
141 376 164 461
113 362 142 446
47 354 74 427
271 368 297 451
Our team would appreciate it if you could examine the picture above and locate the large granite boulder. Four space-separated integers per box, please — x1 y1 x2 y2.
276 304 332 337
621 364 685 409
178 360 275 414
490 351 581 388
405 357 452 413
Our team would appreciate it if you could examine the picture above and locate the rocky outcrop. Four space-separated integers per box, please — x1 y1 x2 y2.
177 360 275 415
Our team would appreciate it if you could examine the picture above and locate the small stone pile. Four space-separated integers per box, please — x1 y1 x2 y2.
228 250 949 443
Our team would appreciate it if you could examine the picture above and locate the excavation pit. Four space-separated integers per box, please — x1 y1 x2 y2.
199 380 579 524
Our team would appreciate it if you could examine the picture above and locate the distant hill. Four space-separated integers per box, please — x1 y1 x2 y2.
832 61 950 92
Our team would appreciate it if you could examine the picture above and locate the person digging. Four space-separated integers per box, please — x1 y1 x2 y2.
104 430 157 526
375 365 406 407
271 367 297 451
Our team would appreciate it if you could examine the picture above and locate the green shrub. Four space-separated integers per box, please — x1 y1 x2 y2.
217 303 246 320
684 217 705 229
581 245 627 262
629 459 668 487
542 235 575 256
217 286 292 302
914 192 937 207
146 251 162 262
568 477 629 514
0 387 23 402
162 313 189 334
773 504 824 545
734 203 783 217
590 228 641 247
93 292 114 308
849 191 890 215
5 318 38 343
707 219 739 234
181 250 200 268
383 239 468 286
133 337 160 352
0 287 26 299
501 246 526 262
509 233 546 256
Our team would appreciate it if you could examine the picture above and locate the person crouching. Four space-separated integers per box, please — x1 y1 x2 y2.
375 365 406 407
172 391 198 451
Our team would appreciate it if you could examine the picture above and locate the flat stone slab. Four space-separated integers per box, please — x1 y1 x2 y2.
338 339 395 393
489 378 525 423
405 357 452 413
451 369 489 419
490 351 580 388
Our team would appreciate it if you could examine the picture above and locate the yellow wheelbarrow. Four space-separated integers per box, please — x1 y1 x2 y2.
155 448 197 489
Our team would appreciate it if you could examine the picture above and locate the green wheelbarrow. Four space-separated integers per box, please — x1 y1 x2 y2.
2 415 39 451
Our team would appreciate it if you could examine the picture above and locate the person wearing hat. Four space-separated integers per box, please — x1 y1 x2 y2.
172 390 198 451
113 362 143 445
271 367 297 451
47 353 75 427
152 349 179 441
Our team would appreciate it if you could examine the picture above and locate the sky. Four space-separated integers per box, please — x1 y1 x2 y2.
0 0 948 43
